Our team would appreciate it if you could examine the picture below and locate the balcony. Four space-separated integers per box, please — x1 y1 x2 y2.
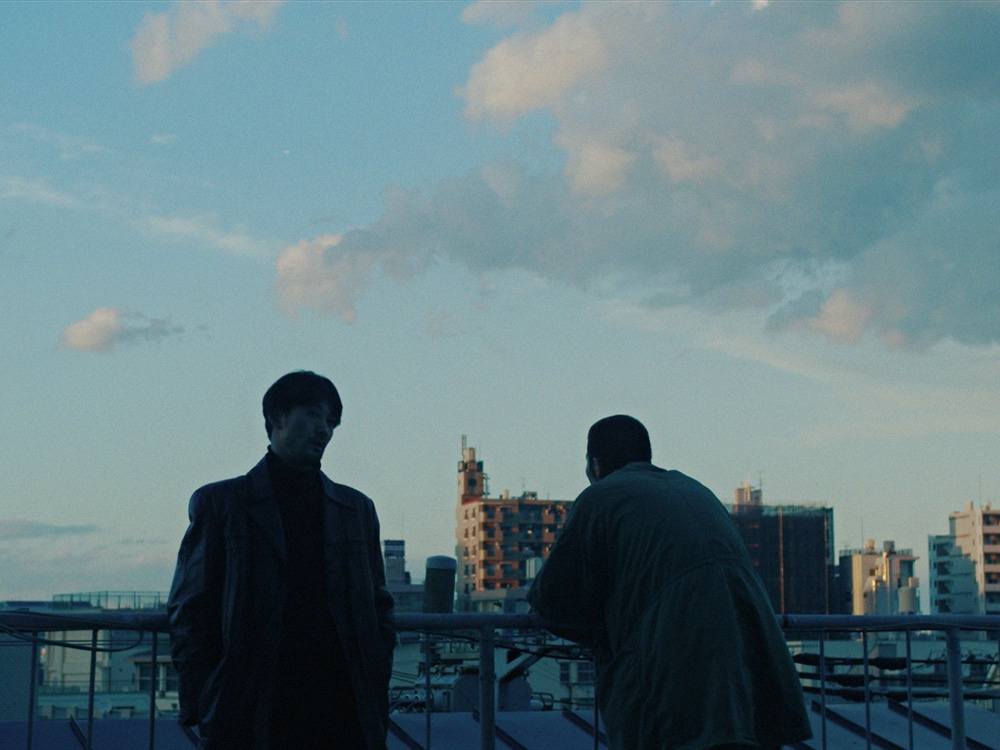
479 547 503 562
1 612 999 749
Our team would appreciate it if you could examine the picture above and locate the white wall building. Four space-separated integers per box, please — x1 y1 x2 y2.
839 540 919 616
929 502 1000 615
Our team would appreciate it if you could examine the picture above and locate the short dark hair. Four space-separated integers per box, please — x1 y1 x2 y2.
262 371 342 437
587 415 652 476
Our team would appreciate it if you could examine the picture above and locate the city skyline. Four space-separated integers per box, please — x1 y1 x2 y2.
2 2 999 600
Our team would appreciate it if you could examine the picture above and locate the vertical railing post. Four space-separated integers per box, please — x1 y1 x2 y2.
862 629 872 750
425 631 433 750
905 628 914 750
27 638 38 750
818 632 827 750
149 632 158 750
592 672 599 750
87 630 98 750
479 626 495 750
945 627 966 750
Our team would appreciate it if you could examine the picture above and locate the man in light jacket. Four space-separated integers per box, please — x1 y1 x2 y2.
168 371 395 750
528 415 812 750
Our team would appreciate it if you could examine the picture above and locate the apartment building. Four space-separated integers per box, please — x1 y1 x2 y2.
929 501 1000 615
455 438 571 611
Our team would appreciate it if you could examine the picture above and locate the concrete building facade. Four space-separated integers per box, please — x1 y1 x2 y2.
929 502 1000 615
384 539 424 614
838 539 919 616
455 438 571 611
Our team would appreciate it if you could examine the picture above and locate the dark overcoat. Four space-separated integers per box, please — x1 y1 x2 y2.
167 457 395 750
528 462 812 750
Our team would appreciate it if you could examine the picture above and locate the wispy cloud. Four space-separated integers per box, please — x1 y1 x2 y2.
0 176 86 210
0 536 175 600
280 2 1000 351
130 0 287 85
425 311 467 340
58 307 184 354
461 1 559 29
10 122 109 161
137 214 271 258
0 520 97 541
0 172 273 259
606 299 1000 441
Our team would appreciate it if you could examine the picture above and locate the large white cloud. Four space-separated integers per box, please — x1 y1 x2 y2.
274 235 373 323
282 1 1000 349
130 0 287 84
58 307 183 353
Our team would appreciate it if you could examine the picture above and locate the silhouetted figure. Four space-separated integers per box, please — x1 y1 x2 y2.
168 371 395 750
528 415 812 750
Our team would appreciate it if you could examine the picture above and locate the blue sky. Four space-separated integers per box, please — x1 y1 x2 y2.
2 1 999 603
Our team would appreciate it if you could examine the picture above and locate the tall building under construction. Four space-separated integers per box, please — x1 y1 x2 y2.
455 437 572 611
727 482 837 614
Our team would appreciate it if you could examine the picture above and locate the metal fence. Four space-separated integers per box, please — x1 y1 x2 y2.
1 611 998 750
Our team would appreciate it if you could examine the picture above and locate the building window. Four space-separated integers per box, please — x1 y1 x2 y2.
577 661 595 685
559 662 571 686
138 662 178 693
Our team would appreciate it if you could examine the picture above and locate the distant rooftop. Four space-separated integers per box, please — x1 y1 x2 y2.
51 592 169 611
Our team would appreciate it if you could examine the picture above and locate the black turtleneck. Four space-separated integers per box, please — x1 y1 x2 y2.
265 449 335 658
264 450 362 746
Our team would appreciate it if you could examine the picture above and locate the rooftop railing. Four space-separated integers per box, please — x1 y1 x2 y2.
1 611 998 750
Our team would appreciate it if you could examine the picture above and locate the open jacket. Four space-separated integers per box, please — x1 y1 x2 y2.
167 457 395 750
528 462 812 750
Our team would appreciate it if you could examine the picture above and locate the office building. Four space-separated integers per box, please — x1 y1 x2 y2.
727 482 837 614
929 501 1000 615
455 437 571 611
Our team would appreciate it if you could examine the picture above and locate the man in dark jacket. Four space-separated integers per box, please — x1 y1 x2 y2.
528 415 812 750
168 371 395 750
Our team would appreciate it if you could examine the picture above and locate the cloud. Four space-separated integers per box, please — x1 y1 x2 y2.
279 2 1000 350
461 1 562 29
0 520 97 541
0 537 175 600
58 307 183 353
460 10 610 124
10 122 108 161
130 0 287 84
0 175 85 210
137 214 271 258
425 311 467 340
0 171 272 258
274 235 375 323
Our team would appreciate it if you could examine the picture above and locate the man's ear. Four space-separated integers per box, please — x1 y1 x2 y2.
268 410 285 432
588 456 602 482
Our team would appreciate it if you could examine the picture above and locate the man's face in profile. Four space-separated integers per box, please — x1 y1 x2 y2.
270 402 336 469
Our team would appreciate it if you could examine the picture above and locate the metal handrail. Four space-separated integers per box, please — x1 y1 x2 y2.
2 611 999 750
